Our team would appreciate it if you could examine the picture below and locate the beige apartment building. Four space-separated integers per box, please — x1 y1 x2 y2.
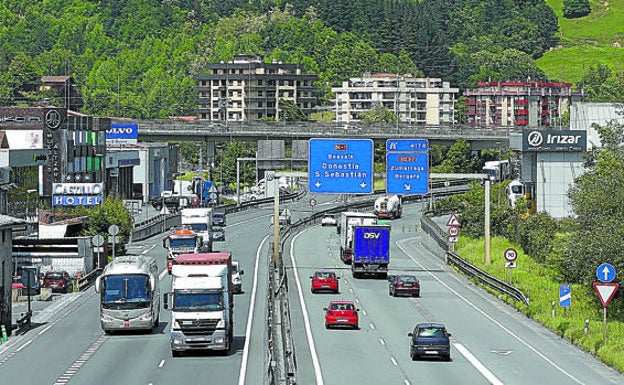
194 55 319 122
331 74 458 125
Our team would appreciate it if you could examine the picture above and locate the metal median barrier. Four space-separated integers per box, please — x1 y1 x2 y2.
420 213 529 306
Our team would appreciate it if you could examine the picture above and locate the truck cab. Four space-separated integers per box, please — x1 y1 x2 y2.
163 229 202 274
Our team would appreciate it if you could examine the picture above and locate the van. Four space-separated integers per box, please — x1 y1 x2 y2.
232 260 244 294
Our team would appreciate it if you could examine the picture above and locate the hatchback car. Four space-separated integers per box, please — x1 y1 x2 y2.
408 323 452 361
310 270 340 293
389 274 420 297
42 271 74 293
211 225 225 242
321 214 337 227
324 301 359 329
212 212 226 226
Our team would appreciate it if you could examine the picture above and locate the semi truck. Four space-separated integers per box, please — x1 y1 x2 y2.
163 228 202 274
352 224 391 279
181 208 213 252
163 252 234 356
373 194 402 219
339 212 378 264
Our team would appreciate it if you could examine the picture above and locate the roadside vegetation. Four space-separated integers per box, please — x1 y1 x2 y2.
440 117 624 372
538 0 624 84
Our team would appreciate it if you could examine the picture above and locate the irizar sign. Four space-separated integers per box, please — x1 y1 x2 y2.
523 130 586 152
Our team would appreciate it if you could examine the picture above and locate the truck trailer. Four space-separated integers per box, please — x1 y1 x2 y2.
339 212 378 264
164 252 234 356
181 208 213 252
352 224 391 279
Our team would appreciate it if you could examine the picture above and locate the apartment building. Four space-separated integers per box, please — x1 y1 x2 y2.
463 81 584 128
194 54 319 122
331 74 458 125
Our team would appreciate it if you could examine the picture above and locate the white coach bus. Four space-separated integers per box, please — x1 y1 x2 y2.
95 255 160 333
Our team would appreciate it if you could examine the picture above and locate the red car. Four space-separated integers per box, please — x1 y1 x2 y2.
324 301 359 329
388 274 420 297
42 271 74 293
310 270 340 293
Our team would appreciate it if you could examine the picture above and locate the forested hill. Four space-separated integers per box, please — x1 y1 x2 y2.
0 0 578 119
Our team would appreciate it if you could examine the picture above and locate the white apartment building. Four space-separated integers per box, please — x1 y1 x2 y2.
332 74 458 125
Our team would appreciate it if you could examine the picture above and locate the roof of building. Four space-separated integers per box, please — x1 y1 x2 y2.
41 75 71 83
0 214 27 229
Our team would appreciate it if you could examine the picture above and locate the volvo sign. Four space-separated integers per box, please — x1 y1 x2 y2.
523 130 586 152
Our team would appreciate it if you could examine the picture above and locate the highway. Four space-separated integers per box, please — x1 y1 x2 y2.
285 202 624 385
1 195 624 384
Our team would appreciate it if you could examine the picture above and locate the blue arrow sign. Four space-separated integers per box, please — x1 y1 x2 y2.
559 284 571 308
596 263 616 283
386 139 429 195
309 138 373 194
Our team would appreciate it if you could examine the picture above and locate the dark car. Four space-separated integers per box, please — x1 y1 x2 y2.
212 212 226 226
42 271 74 293
408 323 452 361
211 225 225 242
388 274 420 297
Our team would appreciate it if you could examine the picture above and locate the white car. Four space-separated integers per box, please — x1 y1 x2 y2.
232 260 244 294
321 214 337 227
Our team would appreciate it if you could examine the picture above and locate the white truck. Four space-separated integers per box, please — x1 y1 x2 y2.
163 252 234 356
181 208 213 252
373 195 402 219
163 228 202 274
339 212 378 264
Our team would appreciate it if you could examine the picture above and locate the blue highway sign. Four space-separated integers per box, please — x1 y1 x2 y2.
559 284 571 308
309 138 373 194
596 263 616 283
386 139 429 194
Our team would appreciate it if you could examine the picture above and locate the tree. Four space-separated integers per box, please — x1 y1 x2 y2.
358 104 396 123
565 118 624 284
81 196 134 257
562 0 591 19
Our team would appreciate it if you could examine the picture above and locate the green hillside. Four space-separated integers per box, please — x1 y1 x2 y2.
538 0 624 84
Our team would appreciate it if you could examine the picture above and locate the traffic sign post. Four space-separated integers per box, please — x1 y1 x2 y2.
504 248 518 283
385 139 429 195
593 282 620 340
559 284 571 316
309 139 373 194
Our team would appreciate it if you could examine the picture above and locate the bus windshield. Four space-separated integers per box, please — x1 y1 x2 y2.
101 274 150 310
173 292 223 311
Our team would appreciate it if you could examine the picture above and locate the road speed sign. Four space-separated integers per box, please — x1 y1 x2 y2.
504 247 518 262
448 226 460 237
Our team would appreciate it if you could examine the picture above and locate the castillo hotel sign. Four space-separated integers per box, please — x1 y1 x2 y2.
523 129 586 152
52 182 103 206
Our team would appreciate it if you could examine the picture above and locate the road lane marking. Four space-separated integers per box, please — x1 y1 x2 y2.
290 231 325 385
158 359 165 368
379 337 386 346
454 343 503 385
53 335 107 385
390 356 398 366
238 234 271 385
397 239 586 385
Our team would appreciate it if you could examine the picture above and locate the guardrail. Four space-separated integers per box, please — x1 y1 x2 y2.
420 213 530 306
76 268 102 291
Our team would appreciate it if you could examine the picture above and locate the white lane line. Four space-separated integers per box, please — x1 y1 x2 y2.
369 323 376 330
142 244 156 255
38 324 53 335
238 234 270 385
290 231 325 385
454 343 503 385
390 356 398 366
158 359 165 368
15 340 32 352
397 240 585 385
379 338 386 346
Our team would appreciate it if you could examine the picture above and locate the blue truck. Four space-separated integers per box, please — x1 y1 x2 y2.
352 224 391 279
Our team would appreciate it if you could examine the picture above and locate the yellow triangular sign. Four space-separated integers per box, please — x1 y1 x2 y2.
446 213 461 227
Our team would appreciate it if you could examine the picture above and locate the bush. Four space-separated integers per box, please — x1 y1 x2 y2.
563 0 591 19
